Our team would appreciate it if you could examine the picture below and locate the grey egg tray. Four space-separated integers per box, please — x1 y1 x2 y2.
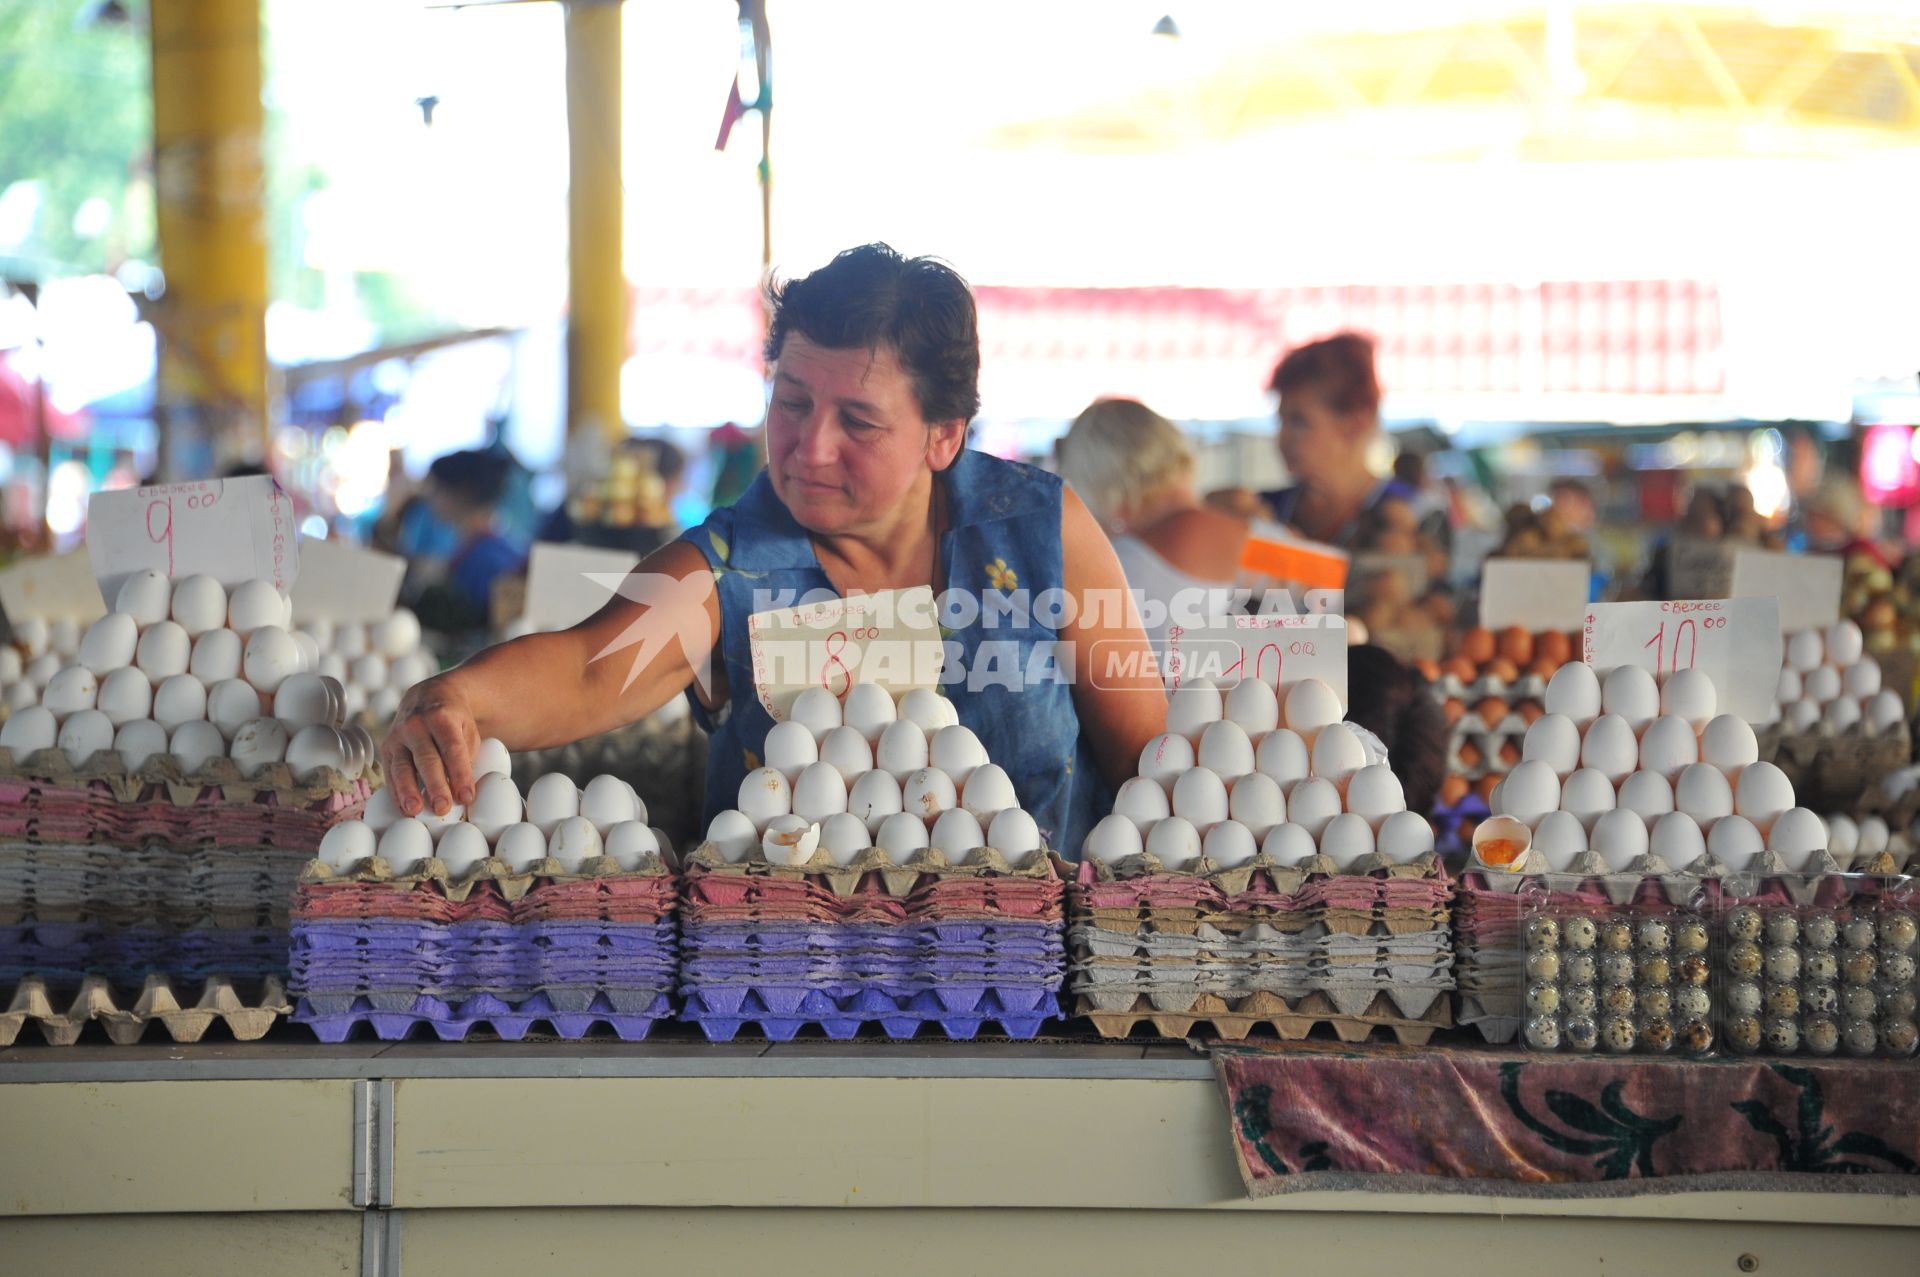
0 973 289 1046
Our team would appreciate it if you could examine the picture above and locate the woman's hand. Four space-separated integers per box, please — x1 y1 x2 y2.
381 672 484 817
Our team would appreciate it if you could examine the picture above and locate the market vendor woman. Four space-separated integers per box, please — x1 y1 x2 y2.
383 244 1166 856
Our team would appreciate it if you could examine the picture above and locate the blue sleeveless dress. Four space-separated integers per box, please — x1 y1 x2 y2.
680 449 1107 857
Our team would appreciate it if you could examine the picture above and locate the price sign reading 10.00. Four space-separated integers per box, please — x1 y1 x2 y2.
1583 597 1782 724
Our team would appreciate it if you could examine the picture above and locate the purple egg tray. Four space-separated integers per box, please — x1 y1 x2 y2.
293 988 673 1042
0 923 288 984
678 980 1063 1041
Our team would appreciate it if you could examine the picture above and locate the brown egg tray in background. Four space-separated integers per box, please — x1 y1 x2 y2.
1418 627 1582 810
1759 723 1914 818
0 974 289 1047
1073 989 1452 1045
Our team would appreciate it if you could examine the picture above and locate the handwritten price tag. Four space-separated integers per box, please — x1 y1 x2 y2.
1583 597 1782 723
1729 550 1842 635
1481 558 1591 631
88 476 298 607
1162 613 1349 707
747 585 944 722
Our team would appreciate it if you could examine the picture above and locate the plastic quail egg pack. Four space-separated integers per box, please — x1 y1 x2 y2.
1772 621 1906 740
1521 898 1716 1056
1715 892 1920 1059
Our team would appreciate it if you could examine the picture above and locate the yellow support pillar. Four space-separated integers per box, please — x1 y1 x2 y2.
149 0 270 466
565 0 626 447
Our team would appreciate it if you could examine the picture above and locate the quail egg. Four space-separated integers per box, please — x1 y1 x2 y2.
1844 985 1880 1020
1601 1015 1638 1054
1640 987 1673 1020
1844 1019 1879 1057
1563 953 1598 986
1637 918 1672 953
1679 955 1710 987
1675 986 1711 1020
1563 1016 1599 1051
1803 913 1839 949
1804 983 1840 1016
1843 916 1878 950
1883 1018 1919 1057
1765 946 1802 983
1803 1016 1841 1056
1526 983 1562 1015
1525 916 1560 949
1726 942 1763 979
1843 949 1879 985
1725 1015 1763 1054
1764 1016 1800 1054
1882 912 1918 954
1603 984 1638 1016
1675 921 1710 955
1600 952 1636 986
1766 984 1802 1018
1524 1015 1562 1051
1639 955 1672 986
1527 949 1561 982
1601 920 1634 953
1804 950 1839 984
1727 981 1763 1016
1563 916 1598 952
1565 986 1598 1018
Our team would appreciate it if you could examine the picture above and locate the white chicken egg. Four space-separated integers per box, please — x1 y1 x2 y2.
316 653 348 683
229 717 290 776
169 720 227 773
300 617 336 649
1783 698 1823 733
987 807 1042 857
787 686 843 741
334 623 369 659
930 808 985 861
1674 762 1734 828
1082 812 1144 864
114 569 172 625
1824 697 1862 734
874 719 929 781
1866 691 1907 735
56 709 113 767
1197 720 1256 782
1283 678 1342 743
792 760 852 823
49 618 80 655
41 666 98 719
818 812 873 865
1775 666 1804 706
1254 728 1310 791
603 821 660 870
1659 668 1717 729
1857 816 1891 856
1308 722 1366 785
1202 819 1258 868
1521 714 1582 779
350 653 389 693
12 618 48 658
368 687 402 724
1544 661 1603 726
373 609 422 659
1825 619 1864 667
1223 677 1280 735
0 647 18 682
360 787 403 834
78 613 137 676
704 809 761 863
1732 762 1794 835
1786 629 1824 673
1767 808 1827 871
1648 811 1706 869
341 725 376 776
1376 810 1436 863
761 719 819 782
1345 764 1405 830
1145 815 1203 869
386 651 431 693
473 737 513 781
169 575 227 636
960 763 1018 823
95 667 152 727
493 822 548 871
1706 814 1764 871
1166 679 1225 742
1138 732 1196 785
466 774 523 842
317 821 377 872
377 817 435 874
1261 822 1318 866
1617 771 1675 824
288 724 354 782
818 725 875 783
113 718 168 771
929 725 988 787
898 687 956 734
225 580 284 637
1601 665 1660 733
1532 810 1589 870
1826 813 1859 858
902 767 958 822
241 626 300 695
841 682 897 743
25 652 61 686
1227 771 1286 839
1591 808 1650 869
176 626 234 684
526 771 584 834
581 773 640 832
1698 715 1758 775
206 678 263 740
1171 766 1230 834
875 811 931 864
549 814 606 868
848 769 903 833
435 822 493 876
1803 665 1842 705
2 681 34 713
1112 775 1171 829
1579 714 1639 785
1286 777 1342 839
1319 812 1375 866
1496 759 1562 829
270 673 331 730
1560 768 1617 833
1843 659 1881 701
1637 714 1699 781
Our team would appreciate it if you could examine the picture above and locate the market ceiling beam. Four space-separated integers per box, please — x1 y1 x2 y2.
566 0 626 447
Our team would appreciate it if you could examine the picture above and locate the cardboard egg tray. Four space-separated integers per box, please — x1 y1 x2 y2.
0 973 289 1046
681 982 1059 1041
1450 880 1530 1042
1073 989 1452 1044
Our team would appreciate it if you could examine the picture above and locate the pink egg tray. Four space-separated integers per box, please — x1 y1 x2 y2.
0 774 369 852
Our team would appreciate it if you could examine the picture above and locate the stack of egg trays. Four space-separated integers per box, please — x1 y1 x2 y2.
1450 869 1533 1042
1433 669 1547 787
1519 884 1716 1056
1710 873 1919 1060
289 857 678 1041
676 844 1066 1041
1068 853 1454 1042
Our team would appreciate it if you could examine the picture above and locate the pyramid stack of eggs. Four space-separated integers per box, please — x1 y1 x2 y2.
1079 676 1433 869
292 745 677 1041
1489 662 1831 875
1 615 90 719
296 607 434 727
1773 621 1905 738
678 684 1065 1041
0 571 377 782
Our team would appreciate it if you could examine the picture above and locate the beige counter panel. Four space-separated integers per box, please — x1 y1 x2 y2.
0 1212 360 1276
0 1079 355 1215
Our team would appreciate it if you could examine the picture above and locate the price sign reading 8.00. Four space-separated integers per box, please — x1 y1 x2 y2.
749 586 944 722
1584 598 1781 724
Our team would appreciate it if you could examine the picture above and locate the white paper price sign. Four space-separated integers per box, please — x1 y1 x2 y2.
523 542 643 631
1729 550 1842 635
88 476 298 607
1162 614 1349 707
747 586 944 721
291 537 406 625
1583 597 1782 724
1481 559 1591 632
0 549 105 622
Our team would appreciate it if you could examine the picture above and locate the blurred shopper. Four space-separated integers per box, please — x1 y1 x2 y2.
1803 475 1893 568
413 449 525 633
1344 642 1447 816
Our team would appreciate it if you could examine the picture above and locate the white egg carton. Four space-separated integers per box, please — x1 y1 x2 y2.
1433 671 1550 705
687 839 1057 899
301 845 675 901
1079 847 1443 896
0 742 372 805
0 973 289 1047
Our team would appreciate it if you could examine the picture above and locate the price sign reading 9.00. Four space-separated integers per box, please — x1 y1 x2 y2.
1583 597 1782 724
88 475 300 610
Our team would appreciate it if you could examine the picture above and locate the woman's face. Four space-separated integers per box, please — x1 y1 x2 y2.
1277 386 1369 488
767 334 964 535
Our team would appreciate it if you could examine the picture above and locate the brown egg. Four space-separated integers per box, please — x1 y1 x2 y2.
1457 818 1478 844
1497 740 1522 767
1476 697 1510 729
1535 631 1573 667
1474 774 1503 803
1457 740 1484 770
1497 626 1534 667
1525 656 1561 680
1441 657 1478 683
1440 775 1470 806
1415 658 1441 682
1443 697 1467 727
1517 700 1545 725
1461 627 1496 664
1485 657 1521 684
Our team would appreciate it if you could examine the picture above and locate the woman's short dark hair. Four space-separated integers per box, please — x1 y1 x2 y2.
764 243 982 425
427 449 511 511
